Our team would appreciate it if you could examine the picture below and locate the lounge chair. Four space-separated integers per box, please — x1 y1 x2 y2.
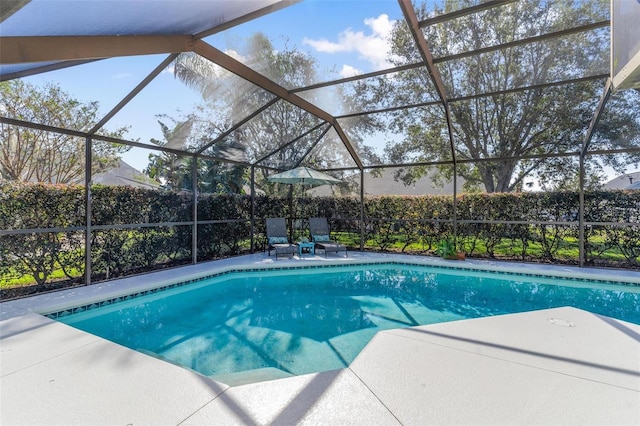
309 217 347 257
266 218 296 259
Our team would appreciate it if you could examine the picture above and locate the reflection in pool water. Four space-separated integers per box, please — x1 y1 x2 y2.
56 263 640 384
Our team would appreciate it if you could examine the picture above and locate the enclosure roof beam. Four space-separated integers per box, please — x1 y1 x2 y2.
442 21 609 64
290 20 608 96
194 0 300 40
398 0 449 108
581 78 613 156
334 73 609 120
0 59 102 82
255 122 328 166
0 0 30 23
418 0 518 27
398 0 457 169
90 53 180 136
293 124 333 168
0 35 194 64
0 116 250 166
329 144 640 172
195 97 280 155
193 39 364 170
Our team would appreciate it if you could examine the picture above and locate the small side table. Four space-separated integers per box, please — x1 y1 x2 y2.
297 241 315 257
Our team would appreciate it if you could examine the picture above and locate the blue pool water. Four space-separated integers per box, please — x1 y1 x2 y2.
55 263 640 384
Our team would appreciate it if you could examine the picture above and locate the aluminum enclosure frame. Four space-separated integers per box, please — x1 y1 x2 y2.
1 0 637 285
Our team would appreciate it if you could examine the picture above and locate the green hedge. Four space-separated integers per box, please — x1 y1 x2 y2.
1 182 639 298
353 191 639 267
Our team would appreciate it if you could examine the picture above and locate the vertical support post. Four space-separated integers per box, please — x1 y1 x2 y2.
360 169 365 251
192 155 198 264
84 137 92 285
250 165 256 253
578 153 585 267
579 78 612 267
398 0 457 245
448 109 458 244
287 185 294 242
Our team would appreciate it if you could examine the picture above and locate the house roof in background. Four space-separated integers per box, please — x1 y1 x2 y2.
92 159 160 189
309 168 463 197
603 170 640 189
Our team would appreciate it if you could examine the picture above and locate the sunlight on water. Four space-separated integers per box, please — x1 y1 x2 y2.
57 264 640 384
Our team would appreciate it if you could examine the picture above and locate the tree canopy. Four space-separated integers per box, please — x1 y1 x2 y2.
377 0 640 192
0 80 129 184
167 33 379 195
145 115 245 193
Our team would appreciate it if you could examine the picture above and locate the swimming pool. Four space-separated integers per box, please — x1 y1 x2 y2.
51 262 640 385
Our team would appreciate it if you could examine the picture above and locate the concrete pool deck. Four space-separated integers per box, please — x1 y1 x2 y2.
1 252 639 425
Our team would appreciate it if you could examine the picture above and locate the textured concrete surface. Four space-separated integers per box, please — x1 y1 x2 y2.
2 253 639 425
349 307 640 425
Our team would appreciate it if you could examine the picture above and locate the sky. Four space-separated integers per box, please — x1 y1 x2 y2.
21 0 406 172
15 0 638 184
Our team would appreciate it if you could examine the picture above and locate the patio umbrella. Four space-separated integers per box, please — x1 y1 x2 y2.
267 166 341 186
268 166 341 236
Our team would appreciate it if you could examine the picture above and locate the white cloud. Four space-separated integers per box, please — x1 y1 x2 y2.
339 64 362 78
225 49 246 62
303 14 399 71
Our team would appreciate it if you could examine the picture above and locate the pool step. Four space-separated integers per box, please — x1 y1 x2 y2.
210 367 294 386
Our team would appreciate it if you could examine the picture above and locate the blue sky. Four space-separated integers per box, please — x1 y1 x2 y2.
22 0 405 172
17 0 636 183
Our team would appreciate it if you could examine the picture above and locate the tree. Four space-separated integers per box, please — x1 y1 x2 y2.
0 80 129 184
145 115 246 193
145 116 194 191
378 0 640 192
172 33 380 195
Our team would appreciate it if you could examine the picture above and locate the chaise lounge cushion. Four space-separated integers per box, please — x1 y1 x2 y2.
309 217 347 257
266 218 296 259
268 236 289 244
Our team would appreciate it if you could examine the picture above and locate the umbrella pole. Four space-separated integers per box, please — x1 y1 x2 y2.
288 185 294 242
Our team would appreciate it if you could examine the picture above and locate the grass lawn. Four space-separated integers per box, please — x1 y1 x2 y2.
2 232 637 289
